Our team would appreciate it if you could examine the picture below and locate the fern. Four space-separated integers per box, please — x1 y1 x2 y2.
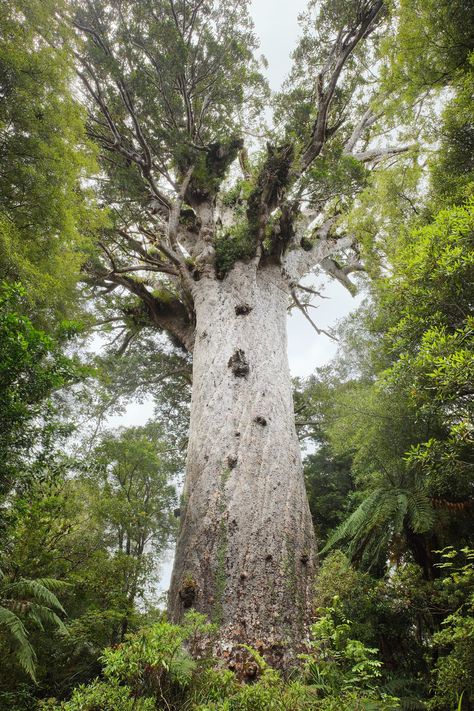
0 606 37 680
322 472 436 570
0 574 68 680
3 579 67 614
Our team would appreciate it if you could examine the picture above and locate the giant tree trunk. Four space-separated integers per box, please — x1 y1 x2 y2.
168 262 317 667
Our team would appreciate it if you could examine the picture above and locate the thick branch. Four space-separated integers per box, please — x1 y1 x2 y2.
86 252 195 351
298 0 384 175
344 106 379 154
351 144 414 163
282 218 353 281
319 256 359 295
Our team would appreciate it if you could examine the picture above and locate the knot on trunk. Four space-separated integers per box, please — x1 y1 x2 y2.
254 416 267 426
235 303 252 316
228 349 249 378
179 576 198 609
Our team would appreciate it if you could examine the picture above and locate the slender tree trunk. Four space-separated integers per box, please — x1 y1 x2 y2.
168 262 317 668
404 526 438 581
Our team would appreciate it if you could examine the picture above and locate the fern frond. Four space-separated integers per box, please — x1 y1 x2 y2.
16 642 38 682
322 490 384 553
0 605 37 681
5 578 66 615
408 490 434 533
26 604 68 634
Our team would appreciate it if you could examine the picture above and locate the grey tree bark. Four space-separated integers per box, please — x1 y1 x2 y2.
168 260 317 666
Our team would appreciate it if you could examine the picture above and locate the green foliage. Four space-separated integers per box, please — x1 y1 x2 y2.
0 0 99 319
0 418 179 703
381 0 474 104
39 611 400 710
39 680 155 711
213 223 256 278
304 144 370 212
0 282 80 510
430 58 474 208
89 423 178 560
304 445 354 546
278 0 383 153
300 201 474 576
300 601 399 710
100 612 215 691
322 479 434 572
0 571 67 681
427 548 474 710
61 0 268 222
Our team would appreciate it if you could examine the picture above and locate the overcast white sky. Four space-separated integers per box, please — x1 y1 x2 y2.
250 0 308 90
110 0 362 594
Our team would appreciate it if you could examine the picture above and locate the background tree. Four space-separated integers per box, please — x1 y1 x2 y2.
0 423 178 706
0 283 80 529
0 0 100 322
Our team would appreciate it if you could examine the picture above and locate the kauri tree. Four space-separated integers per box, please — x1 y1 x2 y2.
36 0 419 663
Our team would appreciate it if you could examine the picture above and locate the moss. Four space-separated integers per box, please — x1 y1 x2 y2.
282 537 306 622
179 492 189 523
300 236 314 252
183 137 244 204
151 287 175 303
126 274 147 284
212 465 232 624
212 518 228 625
221 178 253 207
213 222 256 278
246 143 294 240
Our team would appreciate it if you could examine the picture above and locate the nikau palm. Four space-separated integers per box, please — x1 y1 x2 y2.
39 0 413 663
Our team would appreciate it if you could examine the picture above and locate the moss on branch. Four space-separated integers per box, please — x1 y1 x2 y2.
182 137 244 205
213 222 257 278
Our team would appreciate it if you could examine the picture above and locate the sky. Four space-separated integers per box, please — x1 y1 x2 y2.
110 0 363 594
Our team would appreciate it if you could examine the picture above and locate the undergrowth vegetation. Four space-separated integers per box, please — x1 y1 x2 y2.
37 610 399 711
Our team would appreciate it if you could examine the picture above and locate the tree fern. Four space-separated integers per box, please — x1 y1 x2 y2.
3 579 67 615
0 605 37 679
322 474 436 570
0 571 68 680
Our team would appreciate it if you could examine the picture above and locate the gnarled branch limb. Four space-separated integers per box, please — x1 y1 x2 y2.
319 256 359 295
351 144 415 163
282 218 354 281
297 0 384 175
